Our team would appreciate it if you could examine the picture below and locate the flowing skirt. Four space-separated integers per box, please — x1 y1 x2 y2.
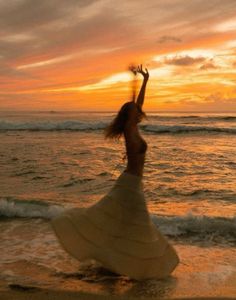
51 172 179 280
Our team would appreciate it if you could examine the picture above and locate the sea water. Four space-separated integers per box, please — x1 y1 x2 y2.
0 111 235 297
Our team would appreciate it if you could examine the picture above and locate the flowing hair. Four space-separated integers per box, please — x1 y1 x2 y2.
105 64 146 139
105 102 133 139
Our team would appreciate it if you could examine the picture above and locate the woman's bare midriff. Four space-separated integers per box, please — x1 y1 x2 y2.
124 119 147 177
124 151 146 177
124 135 147 177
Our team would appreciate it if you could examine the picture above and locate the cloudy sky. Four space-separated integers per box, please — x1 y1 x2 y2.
1 0 236 111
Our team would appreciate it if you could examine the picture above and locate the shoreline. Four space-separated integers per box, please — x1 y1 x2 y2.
0 288 235 300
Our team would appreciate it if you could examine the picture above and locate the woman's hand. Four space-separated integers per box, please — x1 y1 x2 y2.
137 65 149 81
128 64 137 76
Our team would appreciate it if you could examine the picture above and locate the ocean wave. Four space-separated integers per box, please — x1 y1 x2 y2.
0 198 235 244
152 213 236 244
142 124 236 134
0 198 64 219
0 120 236 135
0 120 107 131
149 115 236 121
160 188 236 201
220 116 236 121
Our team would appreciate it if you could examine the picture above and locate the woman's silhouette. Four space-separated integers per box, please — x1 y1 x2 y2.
52 65 179 280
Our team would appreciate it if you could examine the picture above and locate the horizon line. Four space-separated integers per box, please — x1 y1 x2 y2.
0 110 236 114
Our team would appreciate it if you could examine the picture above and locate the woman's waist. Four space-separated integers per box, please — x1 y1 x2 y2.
124 166 144 177
121 151 146 179
127 154 145 169
115 170 143 190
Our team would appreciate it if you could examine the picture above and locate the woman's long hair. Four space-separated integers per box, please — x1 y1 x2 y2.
105 101 133 139
105 65 144 139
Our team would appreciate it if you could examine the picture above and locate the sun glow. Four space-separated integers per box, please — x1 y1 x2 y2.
215 18 236 32
78 72 132 91
1 1 236 111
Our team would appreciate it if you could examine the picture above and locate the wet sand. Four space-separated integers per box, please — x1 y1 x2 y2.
0 289 235 300
0 243 235 299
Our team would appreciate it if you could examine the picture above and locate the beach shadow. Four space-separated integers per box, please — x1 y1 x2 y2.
124 276 177 298
55 263 177 299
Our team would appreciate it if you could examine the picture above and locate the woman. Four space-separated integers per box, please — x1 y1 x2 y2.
51 65 179 280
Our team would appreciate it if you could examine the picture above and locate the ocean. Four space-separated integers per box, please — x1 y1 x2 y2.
0 111 235 298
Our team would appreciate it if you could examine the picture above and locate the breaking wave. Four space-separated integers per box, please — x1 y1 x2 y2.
151 214 236 244
0 120 107 131
0 120 236 135
0 198 64 219
0 198 235 244
141 124 236 134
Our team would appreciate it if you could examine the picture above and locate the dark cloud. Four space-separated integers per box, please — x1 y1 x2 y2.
1 0 236 66
176 98 201 106
0 38 41 60
165 55 205 66
174 93 236 111
0 0 95 34
199 62 217 70
0 0 103 63
1 0 236 110
201 93 236 110
35 7 137 55
0 2 140 65
204 93 236 104
0 61 29 78
157 36 182 44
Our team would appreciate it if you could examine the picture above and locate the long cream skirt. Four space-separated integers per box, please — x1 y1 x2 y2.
51 172 179 280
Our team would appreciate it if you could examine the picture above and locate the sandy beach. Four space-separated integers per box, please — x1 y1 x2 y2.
0 242 235 299
0 288 235 300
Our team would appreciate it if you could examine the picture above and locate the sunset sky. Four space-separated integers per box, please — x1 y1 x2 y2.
1 0 236 111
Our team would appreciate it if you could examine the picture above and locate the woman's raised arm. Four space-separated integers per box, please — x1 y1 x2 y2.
136 65 149 109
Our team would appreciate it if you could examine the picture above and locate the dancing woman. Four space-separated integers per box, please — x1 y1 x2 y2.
52 65 179 280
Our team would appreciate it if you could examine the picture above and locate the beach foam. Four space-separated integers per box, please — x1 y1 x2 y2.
0 120 236 135
142 124 236 135
0 198 64 219
0 198 235 244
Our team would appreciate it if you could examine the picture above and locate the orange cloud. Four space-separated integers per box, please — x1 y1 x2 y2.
1 0 236 111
